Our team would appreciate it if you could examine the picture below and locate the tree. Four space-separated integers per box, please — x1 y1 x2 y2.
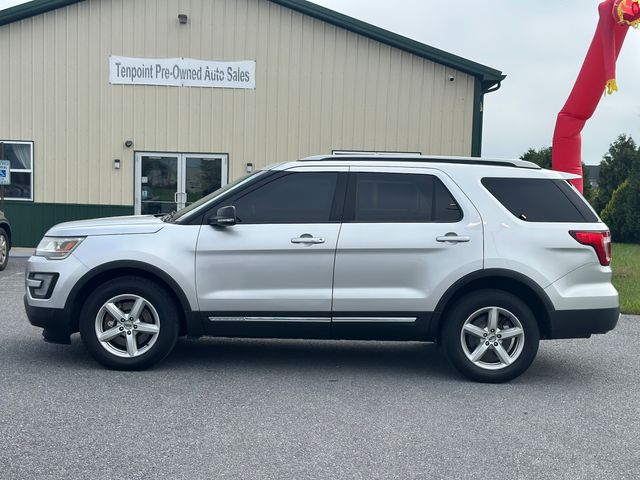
582 164 593 203
520 146 593 202
601 159 640 243
593 134 640 213
521 147 552 169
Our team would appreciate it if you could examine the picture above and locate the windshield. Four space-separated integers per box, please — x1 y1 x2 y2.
172 170 266 223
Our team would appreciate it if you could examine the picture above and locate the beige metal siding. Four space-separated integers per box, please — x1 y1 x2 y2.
0 0 475 205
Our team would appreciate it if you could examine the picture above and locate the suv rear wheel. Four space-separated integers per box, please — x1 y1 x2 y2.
79 276 179 370
442 289 540 383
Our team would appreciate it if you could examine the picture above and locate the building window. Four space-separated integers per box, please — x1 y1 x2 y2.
0 141 33 201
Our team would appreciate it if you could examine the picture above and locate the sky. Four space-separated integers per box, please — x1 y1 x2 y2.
310 0 640 164
2 0 640 164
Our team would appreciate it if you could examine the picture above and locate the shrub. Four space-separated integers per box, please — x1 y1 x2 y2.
601 161 640 243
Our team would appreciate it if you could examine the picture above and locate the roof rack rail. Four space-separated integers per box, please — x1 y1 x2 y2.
332 150 422 157
300 154 541 170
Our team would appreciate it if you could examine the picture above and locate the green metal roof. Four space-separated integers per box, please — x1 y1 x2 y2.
0 0 505 92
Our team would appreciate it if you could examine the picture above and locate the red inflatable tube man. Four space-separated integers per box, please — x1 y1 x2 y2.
552 0 640 193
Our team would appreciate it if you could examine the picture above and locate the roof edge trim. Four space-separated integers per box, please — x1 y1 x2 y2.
0 0 82 26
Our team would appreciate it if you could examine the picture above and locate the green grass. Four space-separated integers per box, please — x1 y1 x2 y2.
612 243 640 315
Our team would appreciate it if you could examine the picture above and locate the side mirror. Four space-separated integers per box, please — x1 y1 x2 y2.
209 205 237 227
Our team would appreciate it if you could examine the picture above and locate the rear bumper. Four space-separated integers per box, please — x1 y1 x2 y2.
547 307 620 339
24 295 72 344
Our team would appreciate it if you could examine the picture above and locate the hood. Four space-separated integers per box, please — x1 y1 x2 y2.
46 215 165 237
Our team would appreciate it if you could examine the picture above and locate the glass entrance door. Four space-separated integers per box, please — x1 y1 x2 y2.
184 155 225 208
135 153 228 215
137 154 180 215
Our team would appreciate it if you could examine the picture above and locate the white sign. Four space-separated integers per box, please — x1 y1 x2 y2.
0 160 10 186
109 56 256 89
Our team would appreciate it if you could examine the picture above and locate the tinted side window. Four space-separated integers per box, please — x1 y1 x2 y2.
482 178 599 223
233 172 338 224
433 178 464 222
555 180 600 222
347 172 462 223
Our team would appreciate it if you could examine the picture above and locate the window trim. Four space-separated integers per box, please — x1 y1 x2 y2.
343 171 464 224
0 140 34 202
204 171 348 225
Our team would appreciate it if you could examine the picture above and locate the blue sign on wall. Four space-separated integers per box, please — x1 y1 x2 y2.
0 160 10 186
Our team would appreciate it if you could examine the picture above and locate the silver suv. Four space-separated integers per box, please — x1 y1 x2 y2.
24 155 620 382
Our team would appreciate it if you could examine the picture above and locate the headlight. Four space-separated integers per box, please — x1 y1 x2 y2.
35 236 85 260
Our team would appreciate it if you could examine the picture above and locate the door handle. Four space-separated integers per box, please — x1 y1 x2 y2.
291 234 325 245
175 192 187 205
436 233 470 244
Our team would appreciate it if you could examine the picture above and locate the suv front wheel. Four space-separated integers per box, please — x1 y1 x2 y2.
79 276 179 370
442 289 540 383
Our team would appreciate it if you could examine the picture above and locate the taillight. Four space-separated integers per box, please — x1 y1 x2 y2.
569 230 611 266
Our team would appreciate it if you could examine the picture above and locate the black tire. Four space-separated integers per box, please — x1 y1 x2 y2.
79 276 180 370
0 227 8 271
441 289 540 383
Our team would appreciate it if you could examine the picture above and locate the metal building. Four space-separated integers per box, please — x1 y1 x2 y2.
0 0 504 246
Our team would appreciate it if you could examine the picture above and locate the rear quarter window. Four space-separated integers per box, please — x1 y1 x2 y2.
481 178 599 223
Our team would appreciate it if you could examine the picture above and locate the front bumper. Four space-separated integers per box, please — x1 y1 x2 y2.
24 295 72 344
547 307 620 339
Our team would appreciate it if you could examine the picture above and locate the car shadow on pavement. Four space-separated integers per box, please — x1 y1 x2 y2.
164 337 456 379
22 335 597 385
159 337 593 385
20 334 453 379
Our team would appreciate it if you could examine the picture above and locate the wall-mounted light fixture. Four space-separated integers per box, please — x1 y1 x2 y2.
178 14 188 24
114 159 121 170
124 140 134 148
246 163 254 173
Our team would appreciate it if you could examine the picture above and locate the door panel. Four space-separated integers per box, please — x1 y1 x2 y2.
332 223 483 313
195 167 348 316
196 223 341 312
332 167 484 315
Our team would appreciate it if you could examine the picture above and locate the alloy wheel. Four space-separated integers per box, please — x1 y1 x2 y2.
460 306 525 370
94 294 161 358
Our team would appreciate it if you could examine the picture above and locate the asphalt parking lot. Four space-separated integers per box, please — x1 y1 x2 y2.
1 257 639 479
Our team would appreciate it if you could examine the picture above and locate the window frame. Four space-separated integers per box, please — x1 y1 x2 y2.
0 140 34 202
343 170 464 224
203 170 348 225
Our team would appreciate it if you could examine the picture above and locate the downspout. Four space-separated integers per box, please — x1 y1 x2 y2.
471 75 505 157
